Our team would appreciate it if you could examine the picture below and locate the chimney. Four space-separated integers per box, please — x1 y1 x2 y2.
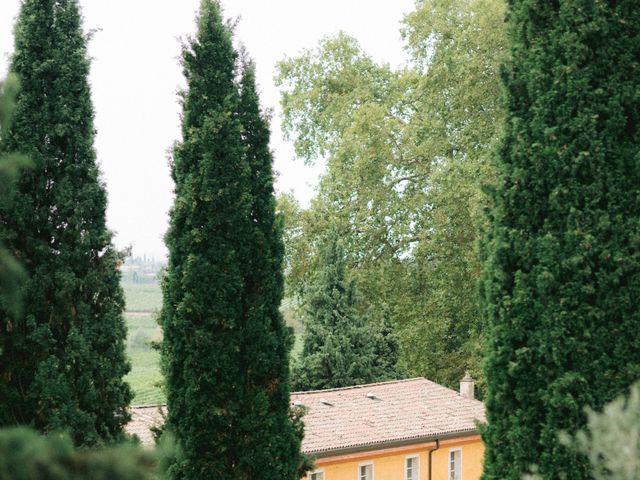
460 372 475 400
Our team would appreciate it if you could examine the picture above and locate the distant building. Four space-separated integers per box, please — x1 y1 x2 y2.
127 377 485 480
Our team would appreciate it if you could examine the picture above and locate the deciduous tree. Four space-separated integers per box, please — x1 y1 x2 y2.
276 0 506 391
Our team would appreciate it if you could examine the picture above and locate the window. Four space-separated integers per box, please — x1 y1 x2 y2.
359 463 373 480
309 471 324 480
449 449 462 480
406 456 420 480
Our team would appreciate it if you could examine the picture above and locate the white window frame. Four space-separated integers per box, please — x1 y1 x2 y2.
449 448 462 480
405 454 420 480
309 470 324 480
358 461 374 480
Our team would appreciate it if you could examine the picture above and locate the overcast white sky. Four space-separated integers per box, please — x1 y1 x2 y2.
0 0 414 259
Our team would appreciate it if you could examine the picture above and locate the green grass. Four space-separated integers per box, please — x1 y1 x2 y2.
123 281 164 405
125 312 164 406
126 349 165 406
122 282 162 312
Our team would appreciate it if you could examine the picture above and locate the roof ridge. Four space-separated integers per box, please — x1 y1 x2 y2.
130 404 166 410
291 377 428 395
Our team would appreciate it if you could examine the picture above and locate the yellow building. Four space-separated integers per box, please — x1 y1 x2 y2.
127 377 485 480
293 377 485 480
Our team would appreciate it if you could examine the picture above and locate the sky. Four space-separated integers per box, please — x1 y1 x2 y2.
0 0 415 259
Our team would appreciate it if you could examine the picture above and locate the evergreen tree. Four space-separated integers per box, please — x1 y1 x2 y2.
372 308 402 380
480 0 640 478
292 226 401 391
236 60 303 478
0 74 29 317
0 0 131 445
161 3 302 478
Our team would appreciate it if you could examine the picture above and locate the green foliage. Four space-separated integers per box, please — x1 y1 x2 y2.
525 383 640 480
0 73 30 317
572 382 640 480
160 2 302 478
275 0 506 392
289 405 315 478
0 427 157 480
291 227 401 391
0 0 131 445
480 0 640 478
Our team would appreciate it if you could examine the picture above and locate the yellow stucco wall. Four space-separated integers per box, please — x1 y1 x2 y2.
303 436 483 480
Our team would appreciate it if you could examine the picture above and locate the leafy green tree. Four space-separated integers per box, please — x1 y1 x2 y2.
0 0 131 445
571 382 640 480
276 0 506 391
525 382 640 480
161 2 302 478
275 192 305 286
292 226 401 391
480 0 640 478
0 428 156 480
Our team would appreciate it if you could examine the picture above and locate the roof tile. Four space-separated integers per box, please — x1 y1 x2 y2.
291 377 485 454
125 378 485 454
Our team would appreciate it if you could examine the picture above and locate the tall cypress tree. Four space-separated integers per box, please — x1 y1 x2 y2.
292 226 401 391
161 3 301 478
480 0 640 478
0 0 131 445
236 60 303 479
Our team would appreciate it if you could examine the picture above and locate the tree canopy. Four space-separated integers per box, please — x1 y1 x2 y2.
276 0 507 391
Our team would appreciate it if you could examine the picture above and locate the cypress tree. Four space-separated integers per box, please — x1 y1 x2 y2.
161 3 302 478
480 0 640 478
236 61 303 478
0 74 29 317
292 226 401 391
0 0 131 445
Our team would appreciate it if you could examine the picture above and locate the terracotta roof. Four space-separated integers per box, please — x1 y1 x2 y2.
126 405 166 447
125 378 485 454
291 377 485 455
